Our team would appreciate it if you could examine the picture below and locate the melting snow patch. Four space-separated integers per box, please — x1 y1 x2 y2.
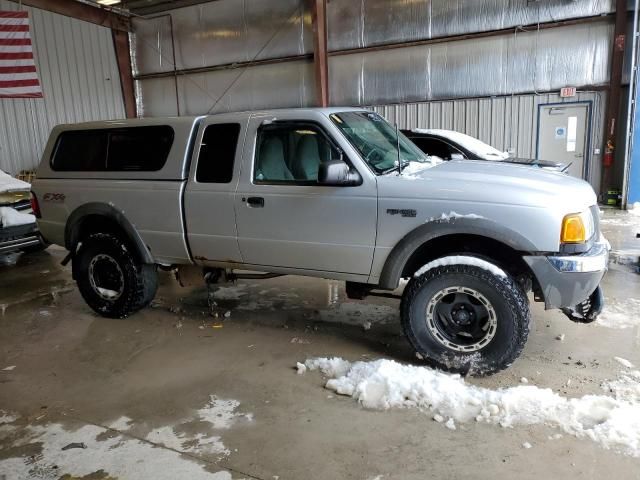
614 357 635 369
212 286 247 300
303 357 640 457
146 426 228 456
596 298 640 329
2 423 232 480
0 410 18 424
414 256 507 278
426 211 484 223
108 416 133 431
198 395 253 429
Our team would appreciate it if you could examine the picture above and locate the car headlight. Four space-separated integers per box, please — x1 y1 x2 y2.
561 210 594 243
0 191 29 206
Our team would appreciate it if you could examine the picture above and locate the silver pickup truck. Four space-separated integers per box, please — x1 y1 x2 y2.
31 108 608 375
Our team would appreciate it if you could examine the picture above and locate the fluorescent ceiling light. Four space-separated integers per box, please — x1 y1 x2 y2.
97 0 121 5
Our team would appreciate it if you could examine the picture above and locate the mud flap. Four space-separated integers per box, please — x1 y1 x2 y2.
561 285 604 324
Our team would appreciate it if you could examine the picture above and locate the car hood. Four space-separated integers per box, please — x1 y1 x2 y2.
0 170 30 194
381 160 596 212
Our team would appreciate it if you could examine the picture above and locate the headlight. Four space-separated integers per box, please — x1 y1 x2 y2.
561 210 594 243
0 191 29 206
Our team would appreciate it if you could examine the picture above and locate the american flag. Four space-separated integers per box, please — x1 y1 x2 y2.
0 11 42 98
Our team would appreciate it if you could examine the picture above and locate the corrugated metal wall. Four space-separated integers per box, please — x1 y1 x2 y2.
131 0 614 116
0 0 125 175
330 22 612 106
372 90 607 191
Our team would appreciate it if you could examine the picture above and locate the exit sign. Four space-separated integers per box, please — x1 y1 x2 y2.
560 87 576 98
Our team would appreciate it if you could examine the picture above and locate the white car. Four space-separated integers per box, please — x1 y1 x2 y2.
0 170 46 255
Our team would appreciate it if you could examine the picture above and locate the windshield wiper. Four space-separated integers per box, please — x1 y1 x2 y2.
381 161 410 175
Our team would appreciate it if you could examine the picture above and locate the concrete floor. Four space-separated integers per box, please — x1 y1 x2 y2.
1 212 639 479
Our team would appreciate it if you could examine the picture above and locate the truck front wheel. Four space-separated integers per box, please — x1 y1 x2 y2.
74 233 157 318
401 261 530 376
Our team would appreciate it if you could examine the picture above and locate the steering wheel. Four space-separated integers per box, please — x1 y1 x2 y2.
363 145 387 166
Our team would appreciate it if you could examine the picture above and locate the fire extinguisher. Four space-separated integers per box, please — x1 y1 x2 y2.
603 139 614 167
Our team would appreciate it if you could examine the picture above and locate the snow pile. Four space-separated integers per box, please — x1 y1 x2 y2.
629 202 640 215
2 422 232 480
0 170 30 194
597 297 640 329
603 370 640 403
303 357 640 457
414 256 507 278
426 211 484 223
0 207 35 228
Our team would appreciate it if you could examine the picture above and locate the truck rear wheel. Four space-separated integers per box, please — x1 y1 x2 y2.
74 233 157 318
401 261 530 376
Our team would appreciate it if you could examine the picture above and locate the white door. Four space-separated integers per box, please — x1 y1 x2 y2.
537 104 589 179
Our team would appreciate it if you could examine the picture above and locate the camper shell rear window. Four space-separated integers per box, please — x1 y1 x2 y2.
51 126 174 172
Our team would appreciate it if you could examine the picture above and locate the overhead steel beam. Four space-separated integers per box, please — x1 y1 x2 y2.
328 14 613 57
311 0 329 107
6 0 130 31
601 0 627 194
112 30 136 118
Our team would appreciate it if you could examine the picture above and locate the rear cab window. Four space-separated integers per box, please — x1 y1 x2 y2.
195 123 241 183
51 126 174 172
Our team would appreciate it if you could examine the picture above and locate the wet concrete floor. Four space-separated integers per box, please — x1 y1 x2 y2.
1 216 640 479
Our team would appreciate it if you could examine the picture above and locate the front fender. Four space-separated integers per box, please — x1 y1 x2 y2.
377 217 537 289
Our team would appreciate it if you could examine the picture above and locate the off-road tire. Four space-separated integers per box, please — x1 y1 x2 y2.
401 263 530 376
74 233 157 318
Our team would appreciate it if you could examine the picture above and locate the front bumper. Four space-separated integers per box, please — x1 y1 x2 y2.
523 239 609 310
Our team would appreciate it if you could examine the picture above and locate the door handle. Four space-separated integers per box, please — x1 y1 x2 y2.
246 196 264 208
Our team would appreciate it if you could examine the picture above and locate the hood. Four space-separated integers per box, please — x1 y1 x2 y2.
381 160 596 212
0 170 30 194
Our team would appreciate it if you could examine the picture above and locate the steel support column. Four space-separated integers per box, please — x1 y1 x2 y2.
311 0 329 107
602 0 628 194
112 30 136 118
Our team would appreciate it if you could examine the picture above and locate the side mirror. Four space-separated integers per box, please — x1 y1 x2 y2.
318 160 360 186
450 153 465 160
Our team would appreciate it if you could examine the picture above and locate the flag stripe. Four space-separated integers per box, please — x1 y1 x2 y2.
0 65 36 73
0 38 31 46
1 72 39 81
0 11 28 18
0 59 36 67
0 85 42 93
0 78 40 87
0 93 43 98
0 45 34 53
0 52 33 60
0 24 29 32
0 18 30 25
0 31 29 39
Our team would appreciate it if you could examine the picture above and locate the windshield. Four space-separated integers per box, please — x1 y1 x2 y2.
331 112 437 174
